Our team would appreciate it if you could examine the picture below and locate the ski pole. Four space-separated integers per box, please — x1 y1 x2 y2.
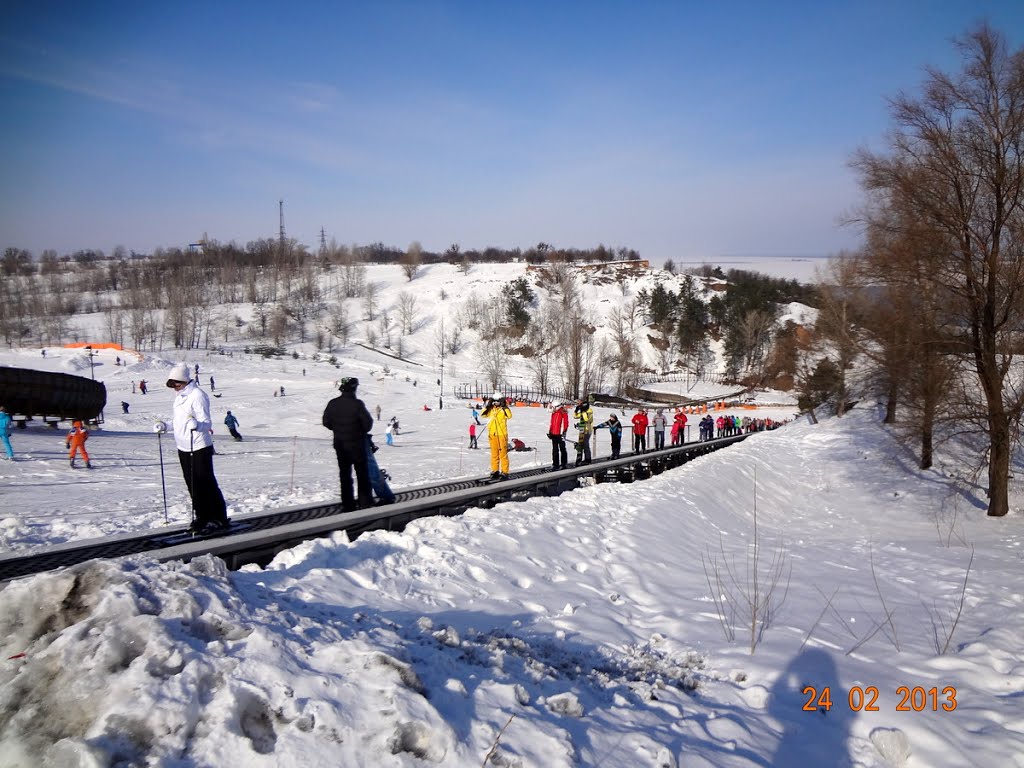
289 435 297 494
156 427 168 524
189 429 196 530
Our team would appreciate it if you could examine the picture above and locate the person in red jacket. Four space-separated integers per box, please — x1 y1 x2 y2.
547 402 569 470
631 409 649 453
66 420 91 468
672 409 688 445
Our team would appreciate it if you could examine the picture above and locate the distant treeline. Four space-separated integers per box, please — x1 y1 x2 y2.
1 240 641 274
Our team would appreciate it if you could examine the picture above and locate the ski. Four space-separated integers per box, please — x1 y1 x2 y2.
153 521 251 546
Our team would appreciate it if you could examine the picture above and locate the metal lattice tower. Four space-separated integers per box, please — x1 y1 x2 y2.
319 227 328 256
278 199 286 256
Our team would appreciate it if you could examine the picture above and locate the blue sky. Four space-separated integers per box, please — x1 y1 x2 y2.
2 1 1022 263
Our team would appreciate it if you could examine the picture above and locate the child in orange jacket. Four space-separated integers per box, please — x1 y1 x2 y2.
66 420 91 468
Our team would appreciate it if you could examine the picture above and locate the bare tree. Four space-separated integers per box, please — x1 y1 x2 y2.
363 283 379 321
480 337 508 389
397 291 419 334
401 241 422 281
852 25 1024 515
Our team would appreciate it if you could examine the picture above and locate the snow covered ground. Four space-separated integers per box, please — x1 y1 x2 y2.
1 343 1022 767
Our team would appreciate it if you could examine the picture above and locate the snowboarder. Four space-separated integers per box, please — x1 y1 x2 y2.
573 399 593 465
139 380 148 395
209 376 215 391
482 393 512 480
0 405 14 460
224 411 243 441
121 401 130 414
365 437 395 505
322 377 374 512
165 362 229 534
66 420 91 468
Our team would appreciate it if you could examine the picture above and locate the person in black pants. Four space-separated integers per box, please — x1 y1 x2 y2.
322 377 374 511
165 362 229 534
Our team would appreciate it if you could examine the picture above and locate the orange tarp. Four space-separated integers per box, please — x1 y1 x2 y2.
64 343 124 350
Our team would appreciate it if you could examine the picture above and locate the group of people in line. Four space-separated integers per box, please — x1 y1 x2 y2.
3 355 783 531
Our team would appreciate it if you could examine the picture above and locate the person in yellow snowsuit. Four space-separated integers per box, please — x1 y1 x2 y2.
66 420 91 468
482 392 512 479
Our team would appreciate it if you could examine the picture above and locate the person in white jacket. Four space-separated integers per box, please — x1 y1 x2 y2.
164 362 228 534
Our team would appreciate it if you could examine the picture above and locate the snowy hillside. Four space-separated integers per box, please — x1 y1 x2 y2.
2 258 1020 767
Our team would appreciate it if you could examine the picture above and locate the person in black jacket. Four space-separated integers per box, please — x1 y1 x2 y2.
322 376 374 511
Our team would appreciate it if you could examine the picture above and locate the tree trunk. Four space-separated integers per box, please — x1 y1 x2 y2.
920 395 934 470
987 410 1011 517
880 380 897 428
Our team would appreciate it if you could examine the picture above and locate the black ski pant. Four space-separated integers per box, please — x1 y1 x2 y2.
633 433 646 453
610 435 621 459
334 441 373 511
228 427 243 441
178 446 228 526
550 434 567 468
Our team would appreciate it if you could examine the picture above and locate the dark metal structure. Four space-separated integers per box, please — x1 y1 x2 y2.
0 366 107 425
0 433 751 583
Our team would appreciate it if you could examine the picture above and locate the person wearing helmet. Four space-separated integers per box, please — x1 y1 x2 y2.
66 420 91 468
573 398 594 465
322 376 374 511
165 362 229 534
482 391 512 480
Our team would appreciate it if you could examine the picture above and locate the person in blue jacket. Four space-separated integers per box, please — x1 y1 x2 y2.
594 413 623 459
365 436 396 505
0 405 14 460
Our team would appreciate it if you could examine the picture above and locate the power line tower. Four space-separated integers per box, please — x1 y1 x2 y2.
278 199 287 257
319 226 328 256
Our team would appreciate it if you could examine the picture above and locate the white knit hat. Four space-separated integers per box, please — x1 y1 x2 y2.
166 362 191 386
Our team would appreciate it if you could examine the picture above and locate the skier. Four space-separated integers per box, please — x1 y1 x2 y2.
121 401 130 414
209 376 215 391
482 392 512 480
322 377 374 511
673 409 688 445
547 402 569 470
224 410 243 441
66 420 91 468
594 413 623 459
165 362 229 534
0 405 14 460
631 409 649 453
652 409 667 450
375 404 382 421
139 380 148 395
468 422 478 449
385 419 394 446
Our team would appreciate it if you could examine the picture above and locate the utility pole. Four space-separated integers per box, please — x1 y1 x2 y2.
439 317 445 410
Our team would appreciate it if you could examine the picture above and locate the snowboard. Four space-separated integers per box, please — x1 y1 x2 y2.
476 475 509 485
153 520 251 546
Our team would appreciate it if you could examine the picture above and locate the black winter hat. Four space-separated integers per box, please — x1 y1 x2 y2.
339 377 359 392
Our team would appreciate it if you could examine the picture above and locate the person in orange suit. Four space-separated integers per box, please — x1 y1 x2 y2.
66 420 91 468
